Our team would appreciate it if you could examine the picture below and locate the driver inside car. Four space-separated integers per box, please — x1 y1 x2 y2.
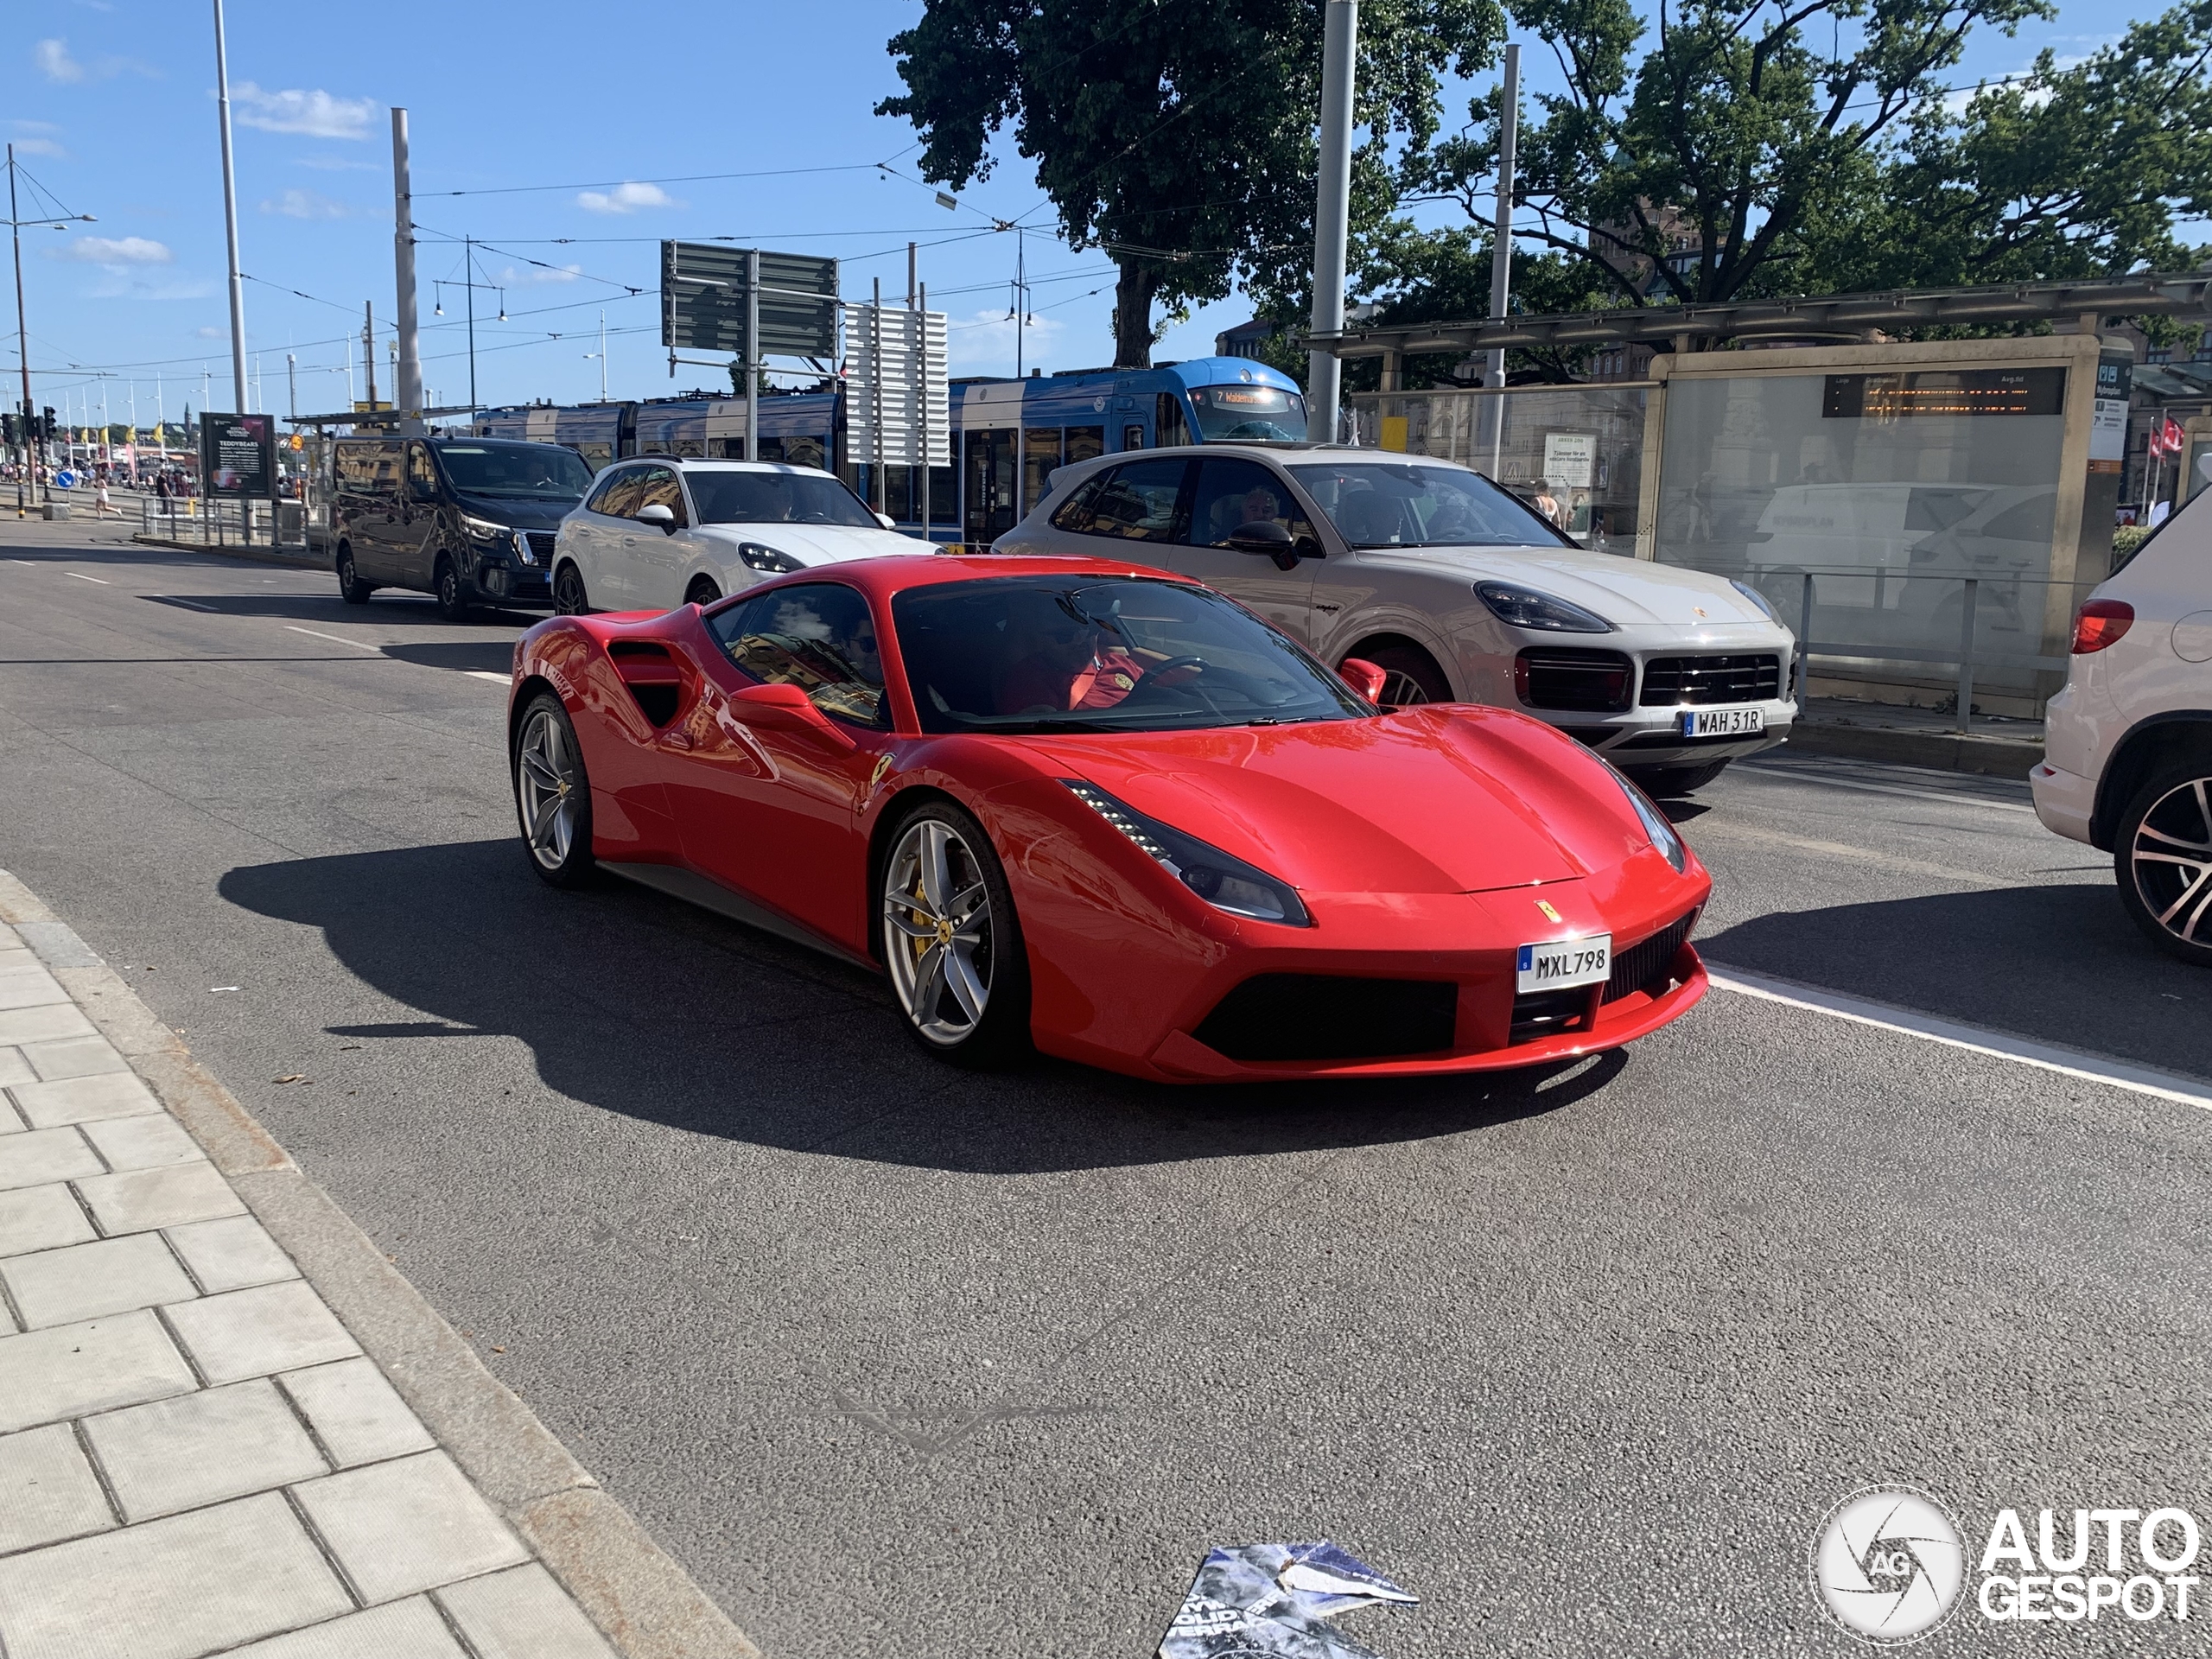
996 594 1149 714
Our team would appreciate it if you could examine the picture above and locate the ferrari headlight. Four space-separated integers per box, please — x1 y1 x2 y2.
1062 780 1310 926
1606 766 1687 874
739 542 802 574
1475 582 1615 633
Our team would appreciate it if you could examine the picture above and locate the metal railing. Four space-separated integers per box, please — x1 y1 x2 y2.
139 496 308 550
1737 566 2089 734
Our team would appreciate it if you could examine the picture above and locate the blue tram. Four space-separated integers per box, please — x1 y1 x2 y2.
471 356 1303 546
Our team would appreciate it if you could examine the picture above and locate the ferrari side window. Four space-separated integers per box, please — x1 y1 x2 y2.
709 583 887 728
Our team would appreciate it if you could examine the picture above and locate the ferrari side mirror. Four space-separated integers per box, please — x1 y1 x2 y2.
1338 658 1388 703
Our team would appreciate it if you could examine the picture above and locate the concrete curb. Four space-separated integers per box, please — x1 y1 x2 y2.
1784 720 2043 779
0 867 760 1659
130 533 326 571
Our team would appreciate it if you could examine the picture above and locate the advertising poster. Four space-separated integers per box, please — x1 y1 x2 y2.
200 412 276 499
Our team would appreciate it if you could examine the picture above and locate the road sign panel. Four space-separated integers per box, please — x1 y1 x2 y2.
661 243 840 359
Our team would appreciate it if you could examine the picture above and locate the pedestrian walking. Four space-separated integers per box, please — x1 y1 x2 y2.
95 479 113 517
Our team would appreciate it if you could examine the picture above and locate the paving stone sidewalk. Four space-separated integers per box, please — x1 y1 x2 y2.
0 904 740 1659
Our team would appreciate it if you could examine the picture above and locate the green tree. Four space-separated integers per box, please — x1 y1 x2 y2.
1363 0 2212 375
877 0 1501 367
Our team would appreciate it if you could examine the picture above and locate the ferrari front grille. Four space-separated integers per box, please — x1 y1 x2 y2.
1516 648 1634 713
1193 975 1457 1063
1508 987 1592 1044
1602 909 1698 1003
1638 653 1781 706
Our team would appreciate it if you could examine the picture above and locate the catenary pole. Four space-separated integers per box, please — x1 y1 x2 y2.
918 280 930 541
212 0 248 412
745 248 760 463
1486 43 1521 392
1306 0 1358 443
10 145 29 517
391 110 423 436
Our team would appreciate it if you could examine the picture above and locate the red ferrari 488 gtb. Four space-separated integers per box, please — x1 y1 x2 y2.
507 555 1710 1080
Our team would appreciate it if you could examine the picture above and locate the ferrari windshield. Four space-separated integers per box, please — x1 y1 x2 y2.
435 442 593 499
893 575 1370 734
1289 461 1568 548
687 469 880 529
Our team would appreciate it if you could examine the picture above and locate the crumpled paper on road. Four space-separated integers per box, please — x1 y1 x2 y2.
1157 1540 1417 1658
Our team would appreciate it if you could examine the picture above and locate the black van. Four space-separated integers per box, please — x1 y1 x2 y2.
331 436 596 619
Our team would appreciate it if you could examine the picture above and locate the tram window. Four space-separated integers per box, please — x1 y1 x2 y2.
783 436 828 471
757 440 785 463
886 465 914 521
1023 428 1062 513
1065 426 1104 467
928 464 957 524
1155 395 1191 448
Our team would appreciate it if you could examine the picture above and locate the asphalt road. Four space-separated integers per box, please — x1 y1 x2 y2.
3 521 2209 1657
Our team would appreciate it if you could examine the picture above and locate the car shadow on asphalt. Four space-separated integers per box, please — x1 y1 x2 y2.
140 594 539 632
1701 881 2212 1081
216 839 1619 1173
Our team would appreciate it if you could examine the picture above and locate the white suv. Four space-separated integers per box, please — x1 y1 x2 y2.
994 444 1798 793
2033 497 2212 964
550 458 917 615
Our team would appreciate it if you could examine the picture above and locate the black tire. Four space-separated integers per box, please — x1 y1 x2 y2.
877 798 1032 1066
434 556 475 623
553 561 591 616
335 543 372 605
512 692 596 887
684 575 722 607
2114 761 2212 967
1353 641 1452 709
1630 760 1731 797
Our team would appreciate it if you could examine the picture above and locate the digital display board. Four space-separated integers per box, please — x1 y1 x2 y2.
1821 367 2066 420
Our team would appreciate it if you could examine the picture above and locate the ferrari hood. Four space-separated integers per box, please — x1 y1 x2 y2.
695 523 918 566
1363 543 1770 628
1027 707 1649 895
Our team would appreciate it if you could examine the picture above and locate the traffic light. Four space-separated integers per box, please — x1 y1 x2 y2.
1 413 14 447
41 408 57 442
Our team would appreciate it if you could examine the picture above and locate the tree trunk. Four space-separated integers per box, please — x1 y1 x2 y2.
1111 260 1160 368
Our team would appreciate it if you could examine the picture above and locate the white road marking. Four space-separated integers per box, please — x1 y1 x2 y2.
1707 965 2212 1110
66 572 110 584
465 671 510 684
284 625 382 652
1738 759 2037 815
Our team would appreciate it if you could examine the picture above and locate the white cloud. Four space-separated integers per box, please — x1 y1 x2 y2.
576 181 677 214
12 120 62 134
35 39 83 82
232 82 377 141
55 235 172 264
195 326 225 338
261 188 352 219
946 308 1067 377
498 263 582 284
13 137 67 158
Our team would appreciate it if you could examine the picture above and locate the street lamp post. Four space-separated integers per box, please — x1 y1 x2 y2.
212 0 249 413
7 143 97 517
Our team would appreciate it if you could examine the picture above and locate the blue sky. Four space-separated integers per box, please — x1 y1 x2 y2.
2 1 2134 427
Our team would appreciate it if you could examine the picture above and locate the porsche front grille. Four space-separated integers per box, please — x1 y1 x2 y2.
1638 654 1781 706
1194 975 1458 1063
1516 648 1634 713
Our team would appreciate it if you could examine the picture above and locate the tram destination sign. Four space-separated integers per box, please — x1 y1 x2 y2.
660 243 840 359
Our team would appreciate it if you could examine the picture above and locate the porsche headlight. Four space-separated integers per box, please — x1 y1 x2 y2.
1062 780 1310 926
739 542 802 574
1605 765 1687 874
1729 578 1778 620
1475 582 1615 633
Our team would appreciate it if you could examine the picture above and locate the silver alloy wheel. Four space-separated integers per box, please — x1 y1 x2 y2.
1378 670 1432 708
516 707 582 872
554 564 588 616
882 817 995 1046
2131 774 2212 947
